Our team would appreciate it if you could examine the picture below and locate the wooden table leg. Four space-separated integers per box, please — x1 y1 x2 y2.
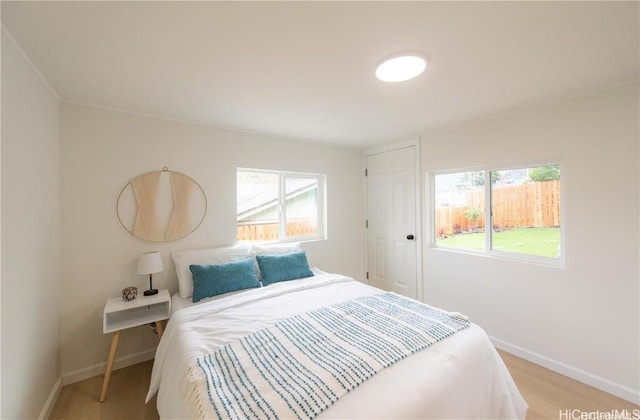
155 320 164 338
100 330 121 402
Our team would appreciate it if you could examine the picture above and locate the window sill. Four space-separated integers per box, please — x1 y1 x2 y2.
429 245 565 269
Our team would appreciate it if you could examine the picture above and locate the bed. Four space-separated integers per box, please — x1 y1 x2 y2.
146 243 528 419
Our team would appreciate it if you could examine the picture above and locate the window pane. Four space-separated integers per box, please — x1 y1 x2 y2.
285 177 318 239
237 169 325 243
236 171 280 241
434 171 486 251
491 165 561 258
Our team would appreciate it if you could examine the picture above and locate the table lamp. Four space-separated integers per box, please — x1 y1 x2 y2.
137 251 163 296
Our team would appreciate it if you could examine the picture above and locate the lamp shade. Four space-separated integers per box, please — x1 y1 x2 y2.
137 251 164 275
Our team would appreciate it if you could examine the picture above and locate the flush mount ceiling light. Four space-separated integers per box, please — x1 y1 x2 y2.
375 51 427 83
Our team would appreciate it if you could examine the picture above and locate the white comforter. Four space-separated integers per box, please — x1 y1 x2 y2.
147 273 528 419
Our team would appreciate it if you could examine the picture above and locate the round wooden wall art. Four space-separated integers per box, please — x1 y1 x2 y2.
117 167 207 242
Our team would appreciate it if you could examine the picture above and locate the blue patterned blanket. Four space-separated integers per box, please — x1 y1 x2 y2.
184 292 470 419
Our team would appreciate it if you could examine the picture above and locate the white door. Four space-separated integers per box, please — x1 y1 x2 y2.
366 146 418 299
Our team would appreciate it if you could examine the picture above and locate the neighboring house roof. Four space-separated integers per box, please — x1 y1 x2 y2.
237 178 316 221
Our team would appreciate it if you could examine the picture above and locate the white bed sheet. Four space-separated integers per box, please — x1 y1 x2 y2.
148 273 527 419
170 288 249 314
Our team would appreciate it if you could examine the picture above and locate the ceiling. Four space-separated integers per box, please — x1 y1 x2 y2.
2 1 638 148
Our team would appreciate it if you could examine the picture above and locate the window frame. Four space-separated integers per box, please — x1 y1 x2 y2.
430 161 565 267
237 167 327 243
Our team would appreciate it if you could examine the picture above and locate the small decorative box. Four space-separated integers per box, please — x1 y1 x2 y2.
122 286 137 301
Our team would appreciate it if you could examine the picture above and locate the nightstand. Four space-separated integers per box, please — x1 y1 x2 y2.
100 289 171 402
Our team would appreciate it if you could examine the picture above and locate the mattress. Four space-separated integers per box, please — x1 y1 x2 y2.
148 272 527 419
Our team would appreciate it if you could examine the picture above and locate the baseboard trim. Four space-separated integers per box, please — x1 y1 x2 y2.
490 336 640 405
38 377 62 420
62 348 156 386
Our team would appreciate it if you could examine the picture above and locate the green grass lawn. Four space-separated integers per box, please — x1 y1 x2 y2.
436 227 561 258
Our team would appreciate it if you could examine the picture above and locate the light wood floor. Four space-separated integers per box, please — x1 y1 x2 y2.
497 350 639 419
50 350 638 419
49 360 158 420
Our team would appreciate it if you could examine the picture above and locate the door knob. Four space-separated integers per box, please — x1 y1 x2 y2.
406 234 415 240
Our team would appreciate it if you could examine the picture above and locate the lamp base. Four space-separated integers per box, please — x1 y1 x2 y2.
143 288 158 296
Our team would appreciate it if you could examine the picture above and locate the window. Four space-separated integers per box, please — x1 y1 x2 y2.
433 164 561 263
236 168 326 242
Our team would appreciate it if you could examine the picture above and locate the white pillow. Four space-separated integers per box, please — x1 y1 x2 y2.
172 244 251 298
250 242 302 256
250 242 302 280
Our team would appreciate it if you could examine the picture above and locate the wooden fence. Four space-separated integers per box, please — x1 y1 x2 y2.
237 219 317 241
435 180 560 237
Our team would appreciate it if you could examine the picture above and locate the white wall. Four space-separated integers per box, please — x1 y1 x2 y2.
422 83 639 402
59 104 365 379
1 32 62 418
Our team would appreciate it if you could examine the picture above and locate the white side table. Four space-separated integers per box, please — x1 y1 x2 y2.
100 289 171 402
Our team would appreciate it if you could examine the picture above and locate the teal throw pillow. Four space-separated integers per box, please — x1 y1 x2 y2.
256 251 314 286
190 258 259 302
